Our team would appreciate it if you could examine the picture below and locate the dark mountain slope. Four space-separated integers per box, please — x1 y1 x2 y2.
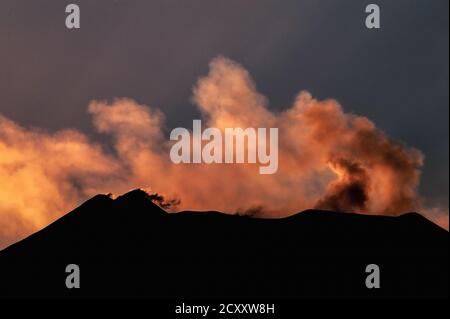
0 189 448 298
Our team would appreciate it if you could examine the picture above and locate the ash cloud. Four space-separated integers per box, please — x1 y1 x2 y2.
0 56 446 248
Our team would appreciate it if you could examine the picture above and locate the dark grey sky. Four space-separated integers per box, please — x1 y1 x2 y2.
0 0 448 209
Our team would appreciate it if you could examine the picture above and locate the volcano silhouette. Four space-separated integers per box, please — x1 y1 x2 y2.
0 189 448 298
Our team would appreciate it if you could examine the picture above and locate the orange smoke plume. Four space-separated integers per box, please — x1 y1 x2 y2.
0 56 446 248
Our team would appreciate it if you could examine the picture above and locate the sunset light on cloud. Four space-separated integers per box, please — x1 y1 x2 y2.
0 56 444 249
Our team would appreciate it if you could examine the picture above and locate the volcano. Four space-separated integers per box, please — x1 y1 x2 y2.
0 189 448 298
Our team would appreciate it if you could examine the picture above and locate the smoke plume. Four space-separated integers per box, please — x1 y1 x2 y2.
0 56 446 248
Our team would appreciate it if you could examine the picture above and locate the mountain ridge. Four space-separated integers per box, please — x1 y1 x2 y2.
0 189 448 298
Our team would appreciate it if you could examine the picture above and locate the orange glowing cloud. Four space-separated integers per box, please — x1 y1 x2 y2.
0 56 447 249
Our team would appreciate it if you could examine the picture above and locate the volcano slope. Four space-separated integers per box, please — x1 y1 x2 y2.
0 189 448 298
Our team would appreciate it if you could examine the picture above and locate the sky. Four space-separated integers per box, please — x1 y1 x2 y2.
0 0 448 246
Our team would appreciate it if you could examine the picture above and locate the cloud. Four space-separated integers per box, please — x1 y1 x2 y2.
0 56 447 248
0 115 122 246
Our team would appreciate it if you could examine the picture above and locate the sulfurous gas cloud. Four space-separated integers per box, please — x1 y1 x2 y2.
0 56 447 248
